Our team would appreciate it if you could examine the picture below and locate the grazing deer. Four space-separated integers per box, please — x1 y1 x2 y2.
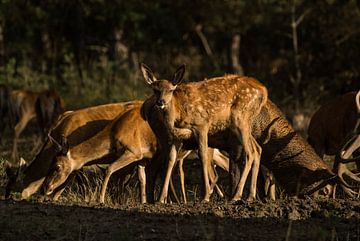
307 90 360 197
43 104 229 204
244 100 346 196
141 64 268 202
8 89 65 161
141 71 350 202
5 102 138 199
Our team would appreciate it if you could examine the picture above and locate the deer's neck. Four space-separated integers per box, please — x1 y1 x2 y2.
70 130 111 168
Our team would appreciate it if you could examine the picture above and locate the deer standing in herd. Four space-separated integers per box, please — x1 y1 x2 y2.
0 87 65 161
5 102 135 199
3 65 358 205
43 102 229 204
141 64 268 202
141 64 352 203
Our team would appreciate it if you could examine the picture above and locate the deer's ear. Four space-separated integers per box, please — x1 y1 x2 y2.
172 64 185 86
140 63 157 85
60 135 69 155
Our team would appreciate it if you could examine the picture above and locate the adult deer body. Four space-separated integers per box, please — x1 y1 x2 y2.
5 102 136 199
307 90 360 196
141 64 267 202
44 102 151 203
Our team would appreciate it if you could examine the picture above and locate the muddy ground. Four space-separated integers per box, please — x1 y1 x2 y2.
1 127 360 241
1 197 360 241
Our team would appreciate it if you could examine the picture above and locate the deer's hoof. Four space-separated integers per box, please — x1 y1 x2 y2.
201 198 210 204
246 196 255 203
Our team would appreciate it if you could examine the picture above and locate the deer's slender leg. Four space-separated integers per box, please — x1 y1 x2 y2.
178 151 188 204
248 137 262 201
231 113 261 201
12 114 31 161
212 149 229 172
231 120 252 201
158 144 178 203
264 170 276 201
100 150 139 204
137 162 147 204
197 128 212 202
229 148 242 197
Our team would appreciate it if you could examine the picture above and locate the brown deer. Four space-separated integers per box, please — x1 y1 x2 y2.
141 64 268 202
8 89 65 161
5 102 139 199
141 67 350 202
307 90 360 197
43 104 229 204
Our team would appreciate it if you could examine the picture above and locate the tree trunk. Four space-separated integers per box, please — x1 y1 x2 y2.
195 24 219 70
231 34 244 75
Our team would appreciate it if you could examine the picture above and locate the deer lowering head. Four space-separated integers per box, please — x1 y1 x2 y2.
43 135 71 195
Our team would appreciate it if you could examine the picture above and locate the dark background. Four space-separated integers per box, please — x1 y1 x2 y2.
0 0 359 121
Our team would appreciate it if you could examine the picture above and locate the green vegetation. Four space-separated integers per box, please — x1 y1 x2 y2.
0 0 358 112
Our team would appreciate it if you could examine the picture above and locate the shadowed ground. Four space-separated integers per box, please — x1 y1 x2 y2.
1 198 360 241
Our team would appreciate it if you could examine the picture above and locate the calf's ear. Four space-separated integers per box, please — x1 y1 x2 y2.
140 63 157 85
172 64 186 86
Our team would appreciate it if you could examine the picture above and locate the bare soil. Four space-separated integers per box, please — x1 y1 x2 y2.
1 128 360 241
1 197 360 241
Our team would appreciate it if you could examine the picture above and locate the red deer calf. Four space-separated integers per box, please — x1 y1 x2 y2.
141 64 268 202
307 90 360 196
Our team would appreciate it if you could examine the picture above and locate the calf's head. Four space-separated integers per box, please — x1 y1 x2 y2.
140 63 185 110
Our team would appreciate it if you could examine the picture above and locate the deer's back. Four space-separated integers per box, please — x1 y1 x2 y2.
112 104 156 157
22 101 141 190
174 75 266 132
253 100 332 194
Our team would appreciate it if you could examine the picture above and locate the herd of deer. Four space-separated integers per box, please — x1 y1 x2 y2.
1 65 360 205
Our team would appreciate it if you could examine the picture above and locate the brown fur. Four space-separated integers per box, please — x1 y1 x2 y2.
143 95 337 199
141 64 268 202
251 100 335 195
8 89 65 161
43 102 149 203
307 91 360 196
5 102 137 199
43 103 228 204
308 91 359 157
